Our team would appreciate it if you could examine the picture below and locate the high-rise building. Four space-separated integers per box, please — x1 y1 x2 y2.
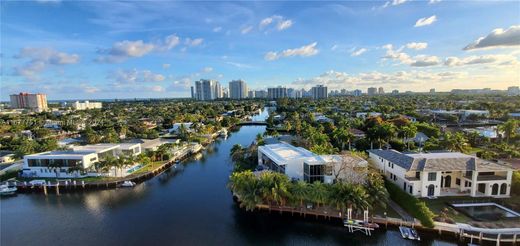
194 79 220 100
508 86 520 96
9 92 48 112
391 90 399 95
430 88 436 93
353 89 362 96
367 87 377 96
378 87 385 94
267 87 287 99
254 90 267 98
248 90 254 98
311 85 328 99
229 80 248 99
190 86 195 99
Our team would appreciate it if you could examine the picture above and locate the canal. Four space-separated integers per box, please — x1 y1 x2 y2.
1 108 456 245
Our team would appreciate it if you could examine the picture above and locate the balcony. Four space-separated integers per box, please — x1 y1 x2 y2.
477 175 507 181
405 176 420 181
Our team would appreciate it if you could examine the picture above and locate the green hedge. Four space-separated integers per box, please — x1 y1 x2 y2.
512 171 520 196
385 180 435 228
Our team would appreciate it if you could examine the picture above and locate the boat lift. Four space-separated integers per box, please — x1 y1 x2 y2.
343 208 378 236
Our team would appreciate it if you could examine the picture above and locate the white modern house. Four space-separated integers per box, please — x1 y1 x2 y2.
368 149 513 198
23 143 142 178
258 142 367 184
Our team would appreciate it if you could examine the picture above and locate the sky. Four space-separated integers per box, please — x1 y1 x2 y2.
1 0 519 100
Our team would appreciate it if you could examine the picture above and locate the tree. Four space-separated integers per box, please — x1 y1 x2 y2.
289 181 309 207
499 119 518 143
309 181 329 208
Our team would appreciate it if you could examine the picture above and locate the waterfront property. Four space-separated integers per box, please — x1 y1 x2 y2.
368 149 513 198
258 142 367 183
451 202 520 221
22 143 142 178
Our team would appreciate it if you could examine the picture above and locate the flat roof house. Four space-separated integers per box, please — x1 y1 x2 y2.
258 142 367 184
23 143 142 178
368 149 513 198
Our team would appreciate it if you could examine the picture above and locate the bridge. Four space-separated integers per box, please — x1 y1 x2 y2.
237 121 268 126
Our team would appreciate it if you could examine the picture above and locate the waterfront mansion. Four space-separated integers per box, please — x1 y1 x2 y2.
258 142 367 184
368 149 513 198
22 143 142 178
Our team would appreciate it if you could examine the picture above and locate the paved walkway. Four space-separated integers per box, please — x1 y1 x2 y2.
388 200 414 221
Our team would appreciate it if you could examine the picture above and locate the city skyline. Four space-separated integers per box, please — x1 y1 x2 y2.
1 1 520 100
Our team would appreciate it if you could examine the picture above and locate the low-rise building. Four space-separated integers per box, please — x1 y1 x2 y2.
368 149 513 198
72 101 102 110
0 151 15 163
23 143 142 178
258 142 367 184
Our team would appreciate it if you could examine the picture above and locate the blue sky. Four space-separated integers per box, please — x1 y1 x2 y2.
1 0 519 100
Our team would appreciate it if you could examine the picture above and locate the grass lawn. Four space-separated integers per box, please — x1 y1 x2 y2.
131 161 165 175
372 203 401 218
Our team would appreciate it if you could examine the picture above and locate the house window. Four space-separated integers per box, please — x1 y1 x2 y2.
465 181 472 187
394 175 397 181
479 172 494 176
304 163 324 183
388 162 391 168
456 178 461 186
466 171 472 177
428 172 437 181
409 186 413 194
325 165 333 176
403 182 407 190
391 163 394 168
415 172 420 179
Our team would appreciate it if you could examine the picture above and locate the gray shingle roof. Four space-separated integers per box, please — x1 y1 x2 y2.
369 149 512 172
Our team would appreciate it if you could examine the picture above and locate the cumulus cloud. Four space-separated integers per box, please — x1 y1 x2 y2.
163 64 171 69
382 44 439 67
429 0 441 4
213 26 222 32
150 85 165 92
414 15 437 27
409 55 440 67
202 67 213 73
406 42 428 50
97 40 155 63
13 47 80 81
97 34 201 63
110 69 165 84
444 54 518 66
264 42 319 61
351 48 368 57
382 0 408 8
464 25 520 50
259 15 293 31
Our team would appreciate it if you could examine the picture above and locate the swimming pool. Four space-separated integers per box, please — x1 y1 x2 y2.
451 202 520 221
126 164 143 174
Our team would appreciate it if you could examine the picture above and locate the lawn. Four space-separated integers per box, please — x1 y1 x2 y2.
420 196 481 223
131 161 165 175
372 203 401 218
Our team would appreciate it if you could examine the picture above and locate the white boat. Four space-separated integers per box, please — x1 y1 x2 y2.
399 226 420 241
121 181 136 187
0 185 17 196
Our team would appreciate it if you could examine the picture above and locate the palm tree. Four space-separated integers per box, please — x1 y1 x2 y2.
499 119 518 143
230 144 244 162
229 171 262 211
289 181 309 207
310 181 329 208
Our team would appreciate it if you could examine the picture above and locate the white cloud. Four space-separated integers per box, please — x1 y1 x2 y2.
150 85 165 92
241 26 253 34
410 55 440 67
110 69 165 84
444 54 518 66
382 44 439 67
13 47 80 81
259 15 293 31
185 38 203 47
226 61 253 68
382 0 408 8
213 26 222 32
97 40 155 63
351 48 368 57
277 20 293 31
464 25 520 50
429 0 441 4
162 64 170 69
406 42 428 50
162 34 180 50
414 15 437 27
264 42 319 61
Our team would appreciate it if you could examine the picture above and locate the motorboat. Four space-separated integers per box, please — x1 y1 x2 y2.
0 184 17 196
399 226 420 241
121 181 136 187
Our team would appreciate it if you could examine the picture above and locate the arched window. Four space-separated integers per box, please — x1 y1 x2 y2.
492 183 499 195
500 183 507 195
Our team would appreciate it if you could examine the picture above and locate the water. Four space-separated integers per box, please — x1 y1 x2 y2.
453 203 520 221
1 108 457 245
